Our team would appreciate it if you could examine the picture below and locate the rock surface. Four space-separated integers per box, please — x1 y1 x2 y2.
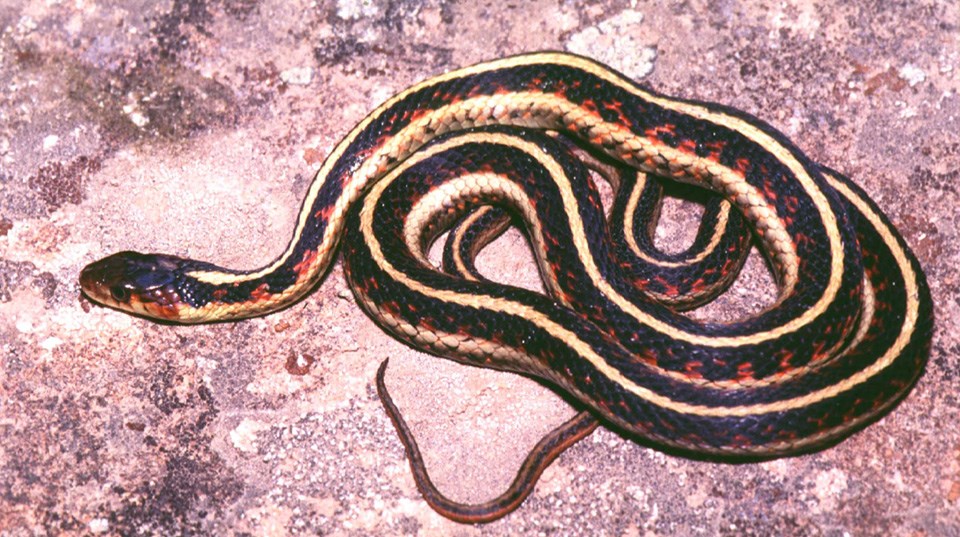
1 1 958 535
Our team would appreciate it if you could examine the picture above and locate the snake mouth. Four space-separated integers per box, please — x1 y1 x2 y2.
79 251 141 306
79 251 185 320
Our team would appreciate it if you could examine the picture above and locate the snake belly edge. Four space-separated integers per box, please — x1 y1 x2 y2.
79 52 933 522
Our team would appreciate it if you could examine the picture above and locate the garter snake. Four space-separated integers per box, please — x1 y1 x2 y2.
79 52 933 523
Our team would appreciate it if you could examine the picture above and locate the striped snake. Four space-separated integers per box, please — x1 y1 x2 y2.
79 52 933 523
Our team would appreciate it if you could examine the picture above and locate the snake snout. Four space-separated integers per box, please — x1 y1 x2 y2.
80 251 183 313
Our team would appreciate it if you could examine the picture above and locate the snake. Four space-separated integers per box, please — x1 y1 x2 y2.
79 52 933 523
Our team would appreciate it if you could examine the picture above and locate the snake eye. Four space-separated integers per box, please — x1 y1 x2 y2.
110 285 131 303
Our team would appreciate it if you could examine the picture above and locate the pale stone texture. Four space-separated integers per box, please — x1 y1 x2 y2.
1 1 958 535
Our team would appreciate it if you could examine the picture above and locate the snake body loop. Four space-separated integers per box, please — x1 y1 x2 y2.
79 52 933 522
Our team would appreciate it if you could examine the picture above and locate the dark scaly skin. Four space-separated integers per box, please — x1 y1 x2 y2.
376 359 598 524
389 131 749 521
343 130 930 455
609 173 753 309
357 151 932 522
78 53 933 522
79 251 206 320
81 52 867 347
441 166 753 310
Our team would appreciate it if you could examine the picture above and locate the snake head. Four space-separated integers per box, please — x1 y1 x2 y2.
79 251 189 321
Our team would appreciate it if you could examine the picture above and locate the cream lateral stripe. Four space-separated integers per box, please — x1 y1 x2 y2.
495 125 803 347
184 56 558 285
186 54 822 292
403 172 561 299
403 172 574 307
186 53 841 347
184 53 813 288
650 275 876 391
620 176 733 267
361 135 920 417
400 158 879 391
449 52 843 304
483 53 847 330
448 207 494 281
188 92 818 345
758 374 919 453
707 175 921 415
349 127 825 347
361 139 696 415
402 173 510 269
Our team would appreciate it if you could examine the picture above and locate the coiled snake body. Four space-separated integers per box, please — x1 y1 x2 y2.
80 52 933 522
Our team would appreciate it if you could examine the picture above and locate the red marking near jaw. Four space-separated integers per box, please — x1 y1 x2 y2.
736 362 755 382
313 204 336 222
780 350 793 373
601 100 631 127
678 139 698 154
683 361 704 379
250 283 272 301
293 249 319 276
702 140 726 161
378 299 400 316
580 98 599 114
653 275 681 298
141 296 182 321
157 306 182 320
212 288 228 300
136 287 185 320
644 124 677 143
733 157 751 177
760 179 781 201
